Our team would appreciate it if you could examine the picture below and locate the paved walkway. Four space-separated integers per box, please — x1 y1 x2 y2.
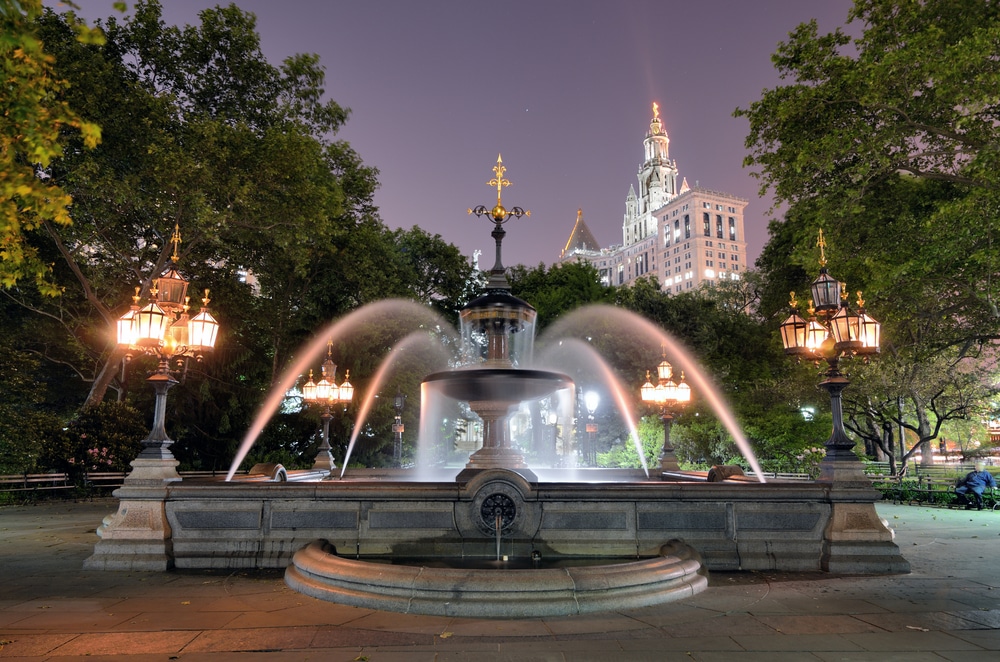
0 498 997 661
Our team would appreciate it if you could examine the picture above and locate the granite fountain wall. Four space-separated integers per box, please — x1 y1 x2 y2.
148 469 906 575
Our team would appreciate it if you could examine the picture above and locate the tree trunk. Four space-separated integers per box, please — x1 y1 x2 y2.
914 394 934 466
83 349 125 410
877 422 890 463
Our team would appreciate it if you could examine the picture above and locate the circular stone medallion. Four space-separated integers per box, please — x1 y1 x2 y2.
479 493 516 535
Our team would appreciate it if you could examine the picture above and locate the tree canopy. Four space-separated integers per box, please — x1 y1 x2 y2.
741 0 1000 347
508 261 614 329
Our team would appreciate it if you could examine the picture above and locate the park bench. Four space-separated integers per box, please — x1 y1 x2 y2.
879 465 963 506
864 461 893 476
81 470 129 495
874 464 998 509
0 472 72 499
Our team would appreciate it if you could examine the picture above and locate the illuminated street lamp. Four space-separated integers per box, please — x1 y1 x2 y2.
115 225 220 471
778 230 880 470
393 388 406 467
640 350 691 471
301 342 354 475
583 390 600 466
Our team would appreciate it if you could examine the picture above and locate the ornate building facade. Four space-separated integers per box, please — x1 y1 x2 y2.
561 104 748 292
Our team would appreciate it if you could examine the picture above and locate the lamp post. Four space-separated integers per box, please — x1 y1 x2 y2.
393 388 406 467
90 225 220 570
301 342 354 476
778 229 880 474
115 224 220 474
583 391 600 466
547 410 559 464
640 350 691 471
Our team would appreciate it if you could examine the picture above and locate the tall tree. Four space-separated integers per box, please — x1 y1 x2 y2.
740 0 1000 464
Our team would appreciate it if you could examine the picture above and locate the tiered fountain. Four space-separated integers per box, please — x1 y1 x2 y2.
87 158 909 617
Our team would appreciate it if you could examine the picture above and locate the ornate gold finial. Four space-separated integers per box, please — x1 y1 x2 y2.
789 291 798 308
170 223 182 263
469 154 530 225
488 154 510 206
817 229 827 267
857 291 865 308
840 283 848 301
201 289 211 306
652 102 660 120
468 155 530 235
132 286 141 305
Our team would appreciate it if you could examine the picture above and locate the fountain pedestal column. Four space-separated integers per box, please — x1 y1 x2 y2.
464 400 526 469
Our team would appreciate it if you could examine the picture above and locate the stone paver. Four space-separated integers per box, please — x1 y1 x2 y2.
0 498 997 660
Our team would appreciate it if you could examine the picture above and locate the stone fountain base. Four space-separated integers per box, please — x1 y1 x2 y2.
89 465 907 564
86 463 909 617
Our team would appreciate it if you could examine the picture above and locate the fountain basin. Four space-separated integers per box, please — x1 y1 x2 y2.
422 367 573 402
286 539 707 617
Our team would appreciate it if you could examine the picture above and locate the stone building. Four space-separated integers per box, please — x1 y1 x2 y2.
561 104 748 292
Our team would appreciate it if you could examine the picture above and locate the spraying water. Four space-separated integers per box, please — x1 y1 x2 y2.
536 338 649 476
226 300 450 480
228 300 764 481
541 304 766 481
339 331 453 476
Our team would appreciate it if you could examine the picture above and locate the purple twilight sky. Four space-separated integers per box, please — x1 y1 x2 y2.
73 0 855 268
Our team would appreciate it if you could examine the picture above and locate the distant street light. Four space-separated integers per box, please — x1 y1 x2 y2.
640 350 691 471
116 224 219 477
584 390 600 466
778 230 880 474
393 388 406 467
301 342 354 476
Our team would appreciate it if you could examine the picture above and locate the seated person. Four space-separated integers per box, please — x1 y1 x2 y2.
955 462 997 510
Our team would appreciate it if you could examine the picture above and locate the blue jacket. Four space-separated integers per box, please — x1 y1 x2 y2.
962 470 997 492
